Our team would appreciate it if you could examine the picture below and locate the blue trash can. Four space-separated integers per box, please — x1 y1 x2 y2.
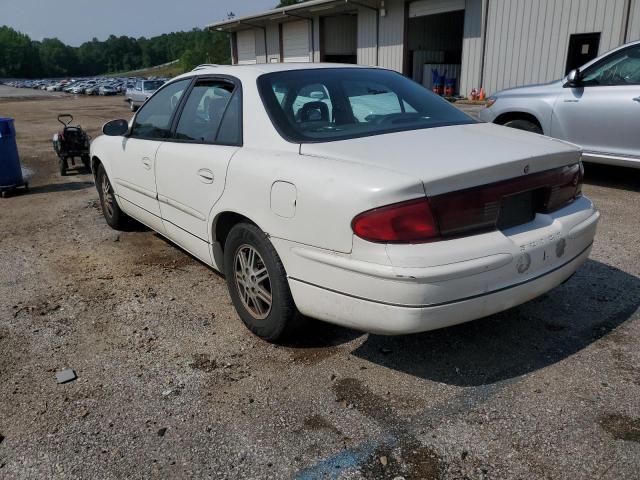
0 118 27 197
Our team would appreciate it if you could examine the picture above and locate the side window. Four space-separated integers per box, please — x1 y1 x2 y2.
135 81 142 91
216 92 242 145
343 80 408 123
175 80 234 143
582 46 640 86
130 79 190 139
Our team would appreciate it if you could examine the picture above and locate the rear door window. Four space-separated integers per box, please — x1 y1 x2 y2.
174 79 235 144
130 79 190 139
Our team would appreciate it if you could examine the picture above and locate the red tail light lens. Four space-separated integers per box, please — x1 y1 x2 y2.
352 163 583 244
351 198 440 243
544 162 583 212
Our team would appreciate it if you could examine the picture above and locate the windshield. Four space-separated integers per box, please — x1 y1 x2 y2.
258 68 474 143
144 80 165 91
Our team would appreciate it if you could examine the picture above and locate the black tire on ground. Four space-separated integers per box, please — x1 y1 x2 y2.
82 155 91 172
59 157 67 176
224 222 300 342
130 101 138 112
96 163 131 230
502 119 543 134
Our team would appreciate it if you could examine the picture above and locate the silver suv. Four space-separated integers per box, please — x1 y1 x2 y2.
480 41 640 168
126 79 166 112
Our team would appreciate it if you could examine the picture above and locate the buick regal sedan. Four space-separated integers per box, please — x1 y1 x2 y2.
91 63 599 341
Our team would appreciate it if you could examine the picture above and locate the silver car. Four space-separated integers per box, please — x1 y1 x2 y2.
126 79 166 111
480 41 640 168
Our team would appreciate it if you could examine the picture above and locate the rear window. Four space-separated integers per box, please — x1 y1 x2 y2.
144 80 165 91
257 68 474 143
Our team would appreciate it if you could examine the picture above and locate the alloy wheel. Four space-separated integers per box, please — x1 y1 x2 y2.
234 244 272 320
101 174 115 219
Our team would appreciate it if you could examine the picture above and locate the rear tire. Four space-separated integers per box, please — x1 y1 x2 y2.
59 157 67 176
96 164 131 230
502 119 543 134
224 223 300 342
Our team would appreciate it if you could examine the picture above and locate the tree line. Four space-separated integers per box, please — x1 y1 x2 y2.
0 26 231 78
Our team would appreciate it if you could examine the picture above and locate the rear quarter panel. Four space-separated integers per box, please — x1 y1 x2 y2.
210 148 425 254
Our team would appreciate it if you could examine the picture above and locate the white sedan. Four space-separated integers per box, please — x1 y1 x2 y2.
91 63 599 342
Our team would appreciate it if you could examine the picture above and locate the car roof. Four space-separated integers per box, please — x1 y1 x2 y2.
172 62 372 83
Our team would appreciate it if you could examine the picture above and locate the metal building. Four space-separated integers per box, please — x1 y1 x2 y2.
209 0 640 95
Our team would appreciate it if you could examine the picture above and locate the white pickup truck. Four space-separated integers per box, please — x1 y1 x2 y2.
125 79 166 111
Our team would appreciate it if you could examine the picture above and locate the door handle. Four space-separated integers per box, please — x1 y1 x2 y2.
197 169 214 184
633 97 640 103
141 157 152 170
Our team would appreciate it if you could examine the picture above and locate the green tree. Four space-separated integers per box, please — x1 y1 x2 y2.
276 0 306 6
0 25 231 78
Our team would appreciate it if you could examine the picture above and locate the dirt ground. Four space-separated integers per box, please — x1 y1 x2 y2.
0 88 639 480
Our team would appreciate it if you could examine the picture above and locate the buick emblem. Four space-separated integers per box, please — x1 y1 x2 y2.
523 164 530 174
516 252 531 273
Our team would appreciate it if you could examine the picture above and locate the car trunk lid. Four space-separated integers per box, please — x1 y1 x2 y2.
299 122 581 196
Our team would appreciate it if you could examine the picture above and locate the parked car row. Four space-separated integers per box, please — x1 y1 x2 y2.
3 76 167 98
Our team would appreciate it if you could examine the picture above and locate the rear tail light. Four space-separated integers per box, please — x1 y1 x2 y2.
544 162 583 212
351 198 440 243
352 163 583 244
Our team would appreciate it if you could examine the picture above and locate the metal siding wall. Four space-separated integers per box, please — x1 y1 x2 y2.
255 27 267 64
357 5 378 65
378 0 406 72
483 0 629 94
266 24 280 62
460 0 485 96
629 0 640 41
313 16 321 62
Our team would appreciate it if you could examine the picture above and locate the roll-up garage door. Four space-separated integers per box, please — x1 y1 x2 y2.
283 20 310 62
323 15 357 56
237 29 257 64
409 0 465 17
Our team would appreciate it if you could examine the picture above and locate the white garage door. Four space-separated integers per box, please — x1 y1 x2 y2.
283 20 310 62
237 29 257 64
409 0 465 17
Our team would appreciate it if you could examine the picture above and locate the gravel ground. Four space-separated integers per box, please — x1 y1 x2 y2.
0 92 639 480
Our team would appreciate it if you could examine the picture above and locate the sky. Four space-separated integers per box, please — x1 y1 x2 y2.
0 0 275 46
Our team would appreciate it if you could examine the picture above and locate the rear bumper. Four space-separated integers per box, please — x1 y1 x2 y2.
288 242 591 334
275 197 599 334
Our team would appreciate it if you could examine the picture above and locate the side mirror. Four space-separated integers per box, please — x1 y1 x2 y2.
102 119 129 136
565 69 582 87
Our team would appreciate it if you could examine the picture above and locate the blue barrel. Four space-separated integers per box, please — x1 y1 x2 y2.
0 118 24 188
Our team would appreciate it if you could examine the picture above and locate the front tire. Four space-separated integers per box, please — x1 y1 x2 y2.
96 164 131 230
224 223 299 342
502 119 543 134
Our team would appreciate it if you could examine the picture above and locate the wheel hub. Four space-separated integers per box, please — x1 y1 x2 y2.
101 175 114 218
234 245 272 320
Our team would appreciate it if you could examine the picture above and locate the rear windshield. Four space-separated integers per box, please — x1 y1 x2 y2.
257 68 474 143
144 80 165 91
